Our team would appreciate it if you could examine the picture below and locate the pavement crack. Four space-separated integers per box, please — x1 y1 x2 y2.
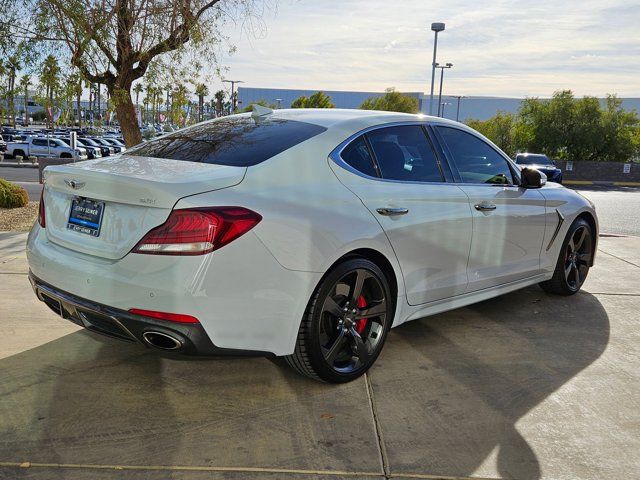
598 249 640 269
586 292 640 296
364 372 390 479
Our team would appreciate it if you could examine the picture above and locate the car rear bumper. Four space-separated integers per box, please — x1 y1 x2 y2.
28 272 249 355
27 224 321 356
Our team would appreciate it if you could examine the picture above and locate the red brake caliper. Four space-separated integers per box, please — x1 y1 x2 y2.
355 295 368 334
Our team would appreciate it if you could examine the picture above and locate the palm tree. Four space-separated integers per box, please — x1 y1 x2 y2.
214 90 226 117
19 75 31 125
66 73 83 128
6 55 21 127
171 84 189 125
194 83 209 122
154 88 163 123
40 55 61 128
0 61 5 122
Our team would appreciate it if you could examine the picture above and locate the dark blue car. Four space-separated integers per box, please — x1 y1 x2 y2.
515 153 563 184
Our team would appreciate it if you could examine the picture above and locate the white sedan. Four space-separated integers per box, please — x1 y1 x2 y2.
27 108 598 383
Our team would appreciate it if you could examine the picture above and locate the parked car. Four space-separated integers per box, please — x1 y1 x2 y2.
79 137 113 157
57 137 102 160
6 136 87 160
89 137 118 155
28 109 598 383
100 137 126 153
515 153 563 183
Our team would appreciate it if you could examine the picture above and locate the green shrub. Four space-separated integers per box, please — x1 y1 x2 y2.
0 178 29 208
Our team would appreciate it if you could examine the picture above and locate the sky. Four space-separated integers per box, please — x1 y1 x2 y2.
210 0 640 98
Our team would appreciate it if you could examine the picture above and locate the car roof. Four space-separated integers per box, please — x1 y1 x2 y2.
244 108 461 127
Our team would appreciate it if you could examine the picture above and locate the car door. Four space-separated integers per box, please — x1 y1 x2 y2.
329 124 472 305
433 125 547 292
30 138 47 157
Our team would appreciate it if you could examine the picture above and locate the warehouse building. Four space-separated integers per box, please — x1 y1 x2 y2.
238 86 640 122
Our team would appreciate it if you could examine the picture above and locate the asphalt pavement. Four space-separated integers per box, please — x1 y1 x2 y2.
1 166 639 236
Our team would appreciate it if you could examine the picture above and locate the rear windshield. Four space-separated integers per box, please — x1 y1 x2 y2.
127 116 327 166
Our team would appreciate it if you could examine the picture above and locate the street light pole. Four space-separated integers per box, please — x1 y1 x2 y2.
223 79 244 114
441 102 451 118
429 22 445 116
436 62 453 117
452 95 466 122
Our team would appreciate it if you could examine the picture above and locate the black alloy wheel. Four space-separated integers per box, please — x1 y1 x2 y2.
286 258 393 382
540 217 594 295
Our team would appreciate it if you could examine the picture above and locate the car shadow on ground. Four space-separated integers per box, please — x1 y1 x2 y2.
0 286 610 480
0 329 380 476
372 286 610 479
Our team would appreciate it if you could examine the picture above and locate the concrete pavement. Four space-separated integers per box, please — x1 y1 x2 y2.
0 232 638 479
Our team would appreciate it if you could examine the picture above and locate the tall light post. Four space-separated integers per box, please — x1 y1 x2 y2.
451 95 466 121
223 79 244 113
429 22 445 116
440 101 452 118
436 62 453 117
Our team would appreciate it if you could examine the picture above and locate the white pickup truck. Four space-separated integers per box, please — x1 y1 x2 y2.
5 136 87 160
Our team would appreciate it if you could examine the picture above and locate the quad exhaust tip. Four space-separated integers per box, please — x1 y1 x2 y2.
142 331 183 351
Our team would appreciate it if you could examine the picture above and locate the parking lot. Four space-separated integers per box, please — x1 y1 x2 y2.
1 200 639 479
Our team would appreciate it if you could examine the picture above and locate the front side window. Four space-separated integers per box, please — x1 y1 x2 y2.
367 126 443 182
32 139 46 146
436 126 514 185
128 116 327 167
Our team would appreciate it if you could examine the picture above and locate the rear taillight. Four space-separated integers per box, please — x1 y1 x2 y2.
132 207 262 256
128 308 199 324
38 189 46 228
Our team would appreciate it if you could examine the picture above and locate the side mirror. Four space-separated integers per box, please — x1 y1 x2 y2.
520 167 547 188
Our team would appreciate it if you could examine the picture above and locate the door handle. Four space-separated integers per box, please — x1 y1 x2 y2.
474 202 497 212
376 207 409 216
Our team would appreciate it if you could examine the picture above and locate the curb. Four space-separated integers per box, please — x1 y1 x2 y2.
564 180 640 187
0 162 39 169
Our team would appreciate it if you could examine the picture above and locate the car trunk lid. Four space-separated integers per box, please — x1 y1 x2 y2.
42 156 246 260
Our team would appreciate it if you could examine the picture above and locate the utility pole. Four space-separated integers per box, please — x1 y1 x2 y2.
429 22 445 115
223 79 244 113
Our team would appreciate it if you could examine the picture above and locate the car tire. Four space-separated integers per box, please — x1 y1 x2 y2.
285 258 393 383
539 217 594 296
14 149 25 159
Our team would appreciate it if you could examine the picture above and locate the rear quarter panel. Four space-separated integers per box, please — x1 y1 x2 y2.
175 130 407 324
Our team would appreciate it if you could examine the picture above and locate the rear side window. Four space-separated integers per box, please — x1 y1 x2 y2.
128 116 327 166
436 126 514 185
341 136 378 177
368 126 443 182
